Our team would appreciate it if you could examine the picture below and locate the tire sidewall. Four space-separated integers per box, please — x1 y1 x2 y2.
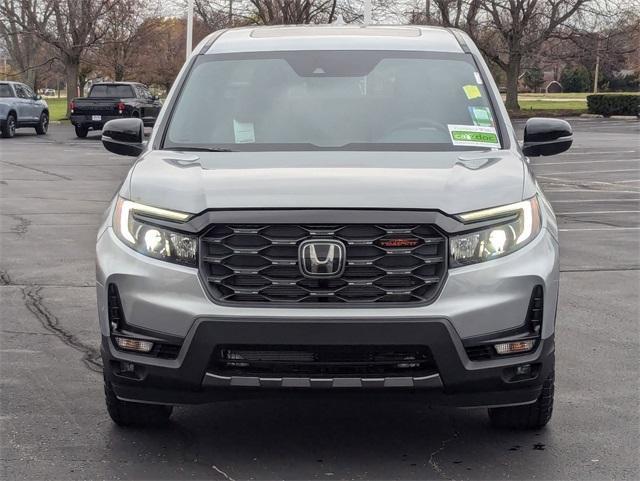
75 124 88 138
37 112 49 134
4 114 16 138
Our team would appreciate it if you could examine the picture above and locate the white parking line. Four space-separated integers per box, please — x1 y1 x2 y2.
614 179 640 183
538 169 640 175
544 189 640 193
533 159 640 166
556 210 640 215
559 150 637 156
551 199 640 203
559 227 640 231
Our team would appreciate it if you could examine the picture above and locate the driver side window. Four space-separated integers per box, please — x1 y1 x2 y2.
23 85 36 98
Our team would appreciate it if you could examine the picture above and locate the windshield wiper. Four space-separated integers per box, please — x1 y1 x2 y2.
167 146 236 152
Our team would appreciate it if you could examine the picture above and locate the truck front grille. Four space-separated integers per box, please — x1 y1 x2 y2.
199 223 447 304
212 344 437 378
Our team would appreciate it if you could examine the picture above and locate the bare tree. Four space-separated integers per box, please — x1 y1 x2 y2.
90 0 160 81
545 4 640 90
0 0 44 87
0 0 118 115
248 0 337 24
133 16 209 91
430 0 590 110
192 0 232 29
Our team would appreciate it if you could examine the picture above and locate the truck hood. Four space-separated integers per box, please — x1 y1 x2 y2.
127 150 525 215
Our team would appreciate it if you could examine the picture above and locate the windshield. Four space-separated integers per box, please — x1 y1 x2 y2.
163 50 502 152
90 84 135 98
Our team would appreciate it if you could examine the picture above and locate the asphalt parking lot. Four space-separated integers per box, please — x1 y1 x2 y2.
1 119 638 480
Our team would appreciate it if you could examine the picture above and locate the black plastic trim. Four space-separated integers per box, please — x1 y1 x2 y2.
196 221 449 309
447 28 471 53
102 319 555 407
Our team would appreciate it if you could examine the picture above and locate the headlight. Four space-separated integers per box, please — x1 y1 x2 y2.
113 197 197 266
450 196 541 267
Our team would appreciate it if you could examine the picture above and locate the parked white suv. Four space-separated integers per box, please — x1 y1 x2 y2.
0 81 49 138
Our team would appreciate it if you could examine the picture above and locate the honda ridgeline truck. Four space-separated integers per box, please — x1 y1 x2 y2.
96 26 571 429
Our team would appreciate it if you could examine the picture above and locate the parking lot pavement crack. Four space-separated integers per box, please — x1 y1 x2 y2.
21 284 102 373
0 160 72 181
558 215 629 229
427 426 461 480
10 215 31 238
0 269 11 285
211 465 236 481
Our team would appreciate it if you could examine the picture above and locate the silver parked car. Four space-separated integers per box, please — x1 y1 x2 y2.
96 25 571 429
0 81 49 138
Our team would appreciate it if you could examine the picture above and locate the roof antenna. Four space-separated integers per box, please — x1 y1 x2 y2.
363 0 372 25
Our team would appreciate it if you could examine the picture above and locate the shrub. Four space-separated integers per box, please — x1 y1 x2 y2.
587 94 640 116
603 72 640 92
561 66 591 92
523 67 545 92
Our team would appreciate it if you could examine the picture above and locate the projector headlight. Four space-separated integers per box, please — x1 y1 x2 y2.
113 197 197 266
450 196 541 267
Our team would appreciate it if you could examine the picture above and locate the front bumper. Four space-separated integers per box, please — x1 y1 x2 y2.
97 215 559 408
103 318 554 408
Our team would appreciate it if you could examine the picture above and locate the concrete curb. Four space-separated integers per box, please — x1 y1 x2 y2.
609 115 639 120
579 113 603 118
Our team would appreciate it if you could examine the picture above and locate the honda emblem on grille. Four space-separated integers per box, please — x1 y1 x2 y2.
298 240 346 278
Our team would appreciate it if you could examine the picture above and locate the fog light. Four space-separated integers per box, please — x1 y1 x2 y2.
494 339 535 355
115 336 153 353
120 361 136 373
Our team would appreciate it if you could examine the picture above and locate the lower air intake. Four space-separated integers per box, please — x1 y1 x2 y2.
211 345 438 378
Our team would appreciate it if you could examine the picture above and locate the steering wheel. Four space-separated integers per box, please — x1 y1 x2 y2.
381 117 450 142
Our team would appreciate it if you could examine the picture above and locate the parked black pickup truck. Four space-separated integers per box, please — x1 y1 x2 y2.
69 82 161 138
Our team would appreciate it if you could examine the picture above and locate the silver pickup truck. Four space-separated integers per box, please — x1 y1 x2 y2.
97 25 571 430
0 81 49 138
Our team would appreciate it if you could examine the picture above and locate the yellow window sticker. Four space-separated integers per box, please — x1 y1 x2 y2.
463 84 482 100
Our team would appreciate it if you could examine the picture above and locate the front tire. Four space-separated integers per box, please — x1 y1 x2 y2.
488 371 554 429
35 111 49 135
104 375 173 427
1 113 16 138
75 124 89 138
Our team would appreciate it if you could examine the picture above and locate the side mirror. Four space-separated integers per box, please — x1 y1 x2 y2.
151 95 159 101
34 94 42 100
522 118 573 157
102 118 145 157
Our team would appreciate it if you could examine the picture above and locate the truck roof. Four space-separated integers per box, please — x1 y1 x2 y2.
90 82 142 86
204 25 465 55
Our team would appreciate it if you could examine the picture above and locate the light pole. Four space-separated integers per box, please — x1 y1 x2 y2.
593 36 600 94
186 0 194 60
364 0 372 25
